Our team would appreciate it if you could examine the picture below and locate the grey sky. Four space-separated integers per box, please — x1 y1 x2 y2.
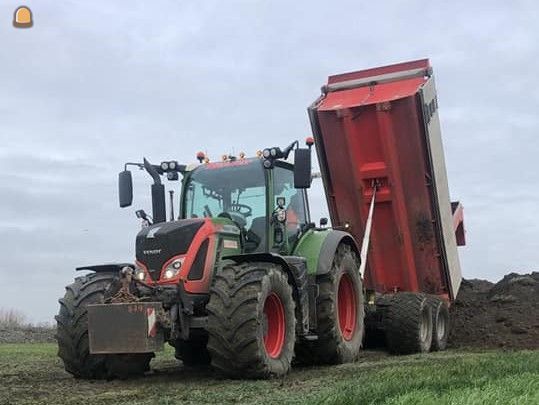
1 1 538 322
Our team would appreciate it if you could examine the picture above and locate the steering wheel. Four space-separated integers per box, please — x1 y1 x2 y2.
230 203 252 217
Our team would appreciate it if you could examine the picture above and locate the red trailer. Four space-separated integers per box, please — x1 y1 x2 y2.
309 59 465 352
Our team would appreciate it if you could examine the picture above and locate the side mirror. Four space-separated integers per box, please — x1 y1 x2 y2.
294 148 312 188
320 217 328 226
119 170 133 208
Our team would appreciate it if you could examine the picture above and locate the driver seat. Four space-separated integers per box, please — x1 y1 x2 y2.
245 217 266 252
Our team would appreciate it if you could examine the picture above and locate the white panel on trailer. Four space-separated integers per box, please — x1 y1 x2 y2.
419 76 462 299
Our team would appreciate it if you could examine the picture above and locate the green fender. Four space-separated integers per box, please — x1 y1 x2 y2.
293 229 360 275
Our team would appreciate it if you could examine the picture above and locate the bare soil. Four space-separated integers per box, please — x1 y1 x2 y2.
448 272 539 349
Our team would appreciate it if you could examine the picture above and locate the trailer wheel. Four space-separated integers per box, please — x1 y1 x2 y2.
207 261 295 378
428 297 449 351
299 244 364 364
383 292 432 354
55 272 153 379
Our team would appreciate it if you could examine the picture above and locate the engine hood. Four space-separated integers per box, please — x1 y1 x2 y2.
136 219 205 281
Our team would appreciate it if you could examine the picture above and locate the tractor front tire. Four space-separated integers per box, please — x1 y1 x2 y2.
384 292 433 354
428 296 449 351
298 244 365 365
207 262 296 379
55 272 153 379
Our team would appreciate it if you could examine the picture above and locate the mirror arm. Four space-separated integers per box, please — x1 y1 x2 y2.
143 158 162 185
124 162 144 172
282 140 299 159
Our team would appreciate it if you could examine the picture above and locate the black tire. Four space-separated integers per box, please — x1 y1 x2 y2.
428 296 449 351
207 261 296 378
383 292 432 354
174 336 211 367
297 244 365 365
55 272 153 379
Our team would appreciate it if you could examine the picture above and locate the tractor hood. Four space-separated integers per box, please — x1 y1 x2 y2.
136 219 205 281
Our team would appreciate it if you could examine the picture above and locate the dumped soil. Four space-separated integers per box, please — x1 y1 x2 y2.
449 272 539 350
0 325 56 344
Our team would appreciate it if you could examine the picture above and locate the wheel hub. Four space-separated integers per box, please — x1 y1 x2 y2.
337 274 357 341
263 293 285 358
420 309 430 342
437 310 446 340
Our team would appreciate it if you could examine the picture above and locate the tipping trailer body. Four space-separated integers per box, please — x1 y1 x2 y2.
309 59 465 301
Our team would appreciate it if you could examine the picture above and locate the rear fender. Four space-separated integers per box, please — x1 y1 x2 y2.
294 229 359 276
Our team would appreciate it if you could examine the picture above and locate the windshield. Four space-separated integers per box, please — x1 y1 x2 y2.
183 159 266 230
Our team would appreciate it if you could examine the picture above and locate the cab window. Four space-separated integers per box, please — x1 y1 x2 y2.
273 165 308 245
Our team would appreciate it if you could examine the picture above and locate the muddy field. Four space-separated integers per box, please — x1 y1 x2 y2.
0 272 538 404
1 344 538 405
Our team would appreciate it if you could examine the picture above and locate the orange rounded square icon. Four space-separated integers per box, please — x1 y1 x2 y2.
13 6 33 28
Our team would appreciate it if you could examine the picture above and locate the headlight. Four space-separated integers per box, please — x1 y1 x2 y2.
276 208 287 223
163 257 185 279
134 264 146 281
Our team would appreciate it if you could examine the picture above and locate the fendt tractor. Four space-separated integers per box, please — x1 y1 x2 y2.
56 59 465 379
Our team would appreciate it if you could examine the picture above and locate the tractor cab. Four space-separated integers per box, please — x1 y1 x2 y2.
117 141 314 287
182 157 310 254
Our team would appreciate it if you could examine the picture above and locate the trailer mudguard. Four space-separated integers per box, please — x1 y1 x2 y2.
293 229 359 276
75 263 133 273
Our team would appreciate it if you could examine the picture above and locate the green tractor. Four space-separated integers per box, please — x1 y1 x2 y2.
56 140 365 379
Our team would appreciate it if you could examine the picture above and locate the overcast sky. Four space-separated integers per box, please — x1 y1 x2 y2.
1 1 538 322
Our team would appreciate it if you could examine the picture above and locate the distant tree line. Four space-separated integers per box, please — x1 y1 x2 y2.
0 308 27 328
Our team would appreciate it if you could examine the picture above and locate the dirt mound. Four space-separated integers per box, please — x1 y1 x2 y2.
0 325 56 344
449 272 539 349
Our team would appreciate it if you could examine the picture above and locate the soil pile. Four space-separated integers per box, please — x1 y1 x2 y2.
0 325 56 344
449 272 539 349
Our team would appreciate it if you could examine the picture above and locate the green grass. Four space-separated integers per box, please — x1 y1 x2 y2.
0 344 537 405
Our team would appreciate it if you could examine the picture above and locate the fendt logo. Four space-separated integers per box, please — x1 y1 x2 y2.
143 249 162 255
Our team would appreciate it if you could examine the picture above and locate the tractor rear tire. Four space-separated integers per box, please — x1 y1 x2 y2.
55 272 153 379
383 292 432 354
297 244 364 365
428 296 449 351
174 336 211 367
207 261 296 378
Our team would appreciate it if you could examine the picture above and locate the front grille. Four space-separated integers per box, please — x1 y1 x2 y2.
136 219 205 281
187 239 209 280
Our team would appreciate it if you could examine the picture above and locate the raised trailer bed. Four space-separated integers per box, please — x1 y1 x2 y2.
309 59 466 353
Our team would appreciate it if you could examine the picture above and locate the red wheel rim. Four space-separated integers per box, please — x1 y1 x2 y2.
263 293 285 358
338 274 357 341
